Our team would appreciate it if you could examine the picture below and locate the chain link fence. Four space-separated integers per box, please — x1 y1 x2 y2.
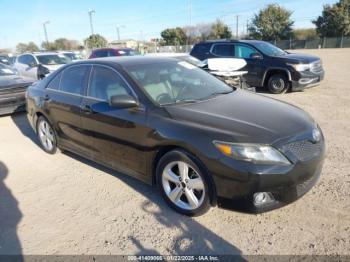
272 36 350 49
146 37 350 54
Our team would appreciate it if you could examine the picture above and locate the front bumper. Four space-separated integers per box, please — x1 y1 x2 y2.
0 91 26 115
291 70 325 91
211 138 326 213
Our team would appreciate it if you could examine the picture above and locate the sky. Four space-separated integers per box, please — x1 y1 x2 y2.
0 0 338 50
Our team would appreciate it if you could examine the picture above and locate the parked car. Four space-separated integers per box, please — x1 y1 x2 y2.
26 57 325 216
89 48 138 59
59 51 82 62
13 52 71 80
190 39 325 94
0 54 11 65
0 63 33 115
146 52 204 67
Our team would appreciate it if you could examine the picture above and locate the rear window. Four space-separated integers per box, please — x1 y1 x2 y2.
59 65 90 95
191 44 210 55
211 44 235 57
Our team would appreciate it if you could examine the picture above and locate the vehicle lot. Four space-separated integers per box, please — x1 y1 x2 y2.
0 48 349 255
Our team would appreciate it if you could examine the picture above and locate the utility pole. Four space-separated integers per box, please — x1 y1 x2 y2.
246 19 249 36
43 21 50 45
186 0 192 51
116 25 125 41
236 15 239 39
88 9 95 35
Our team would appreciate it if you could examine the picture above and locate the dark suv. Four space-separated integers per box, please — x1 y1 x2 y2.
190 40 325 94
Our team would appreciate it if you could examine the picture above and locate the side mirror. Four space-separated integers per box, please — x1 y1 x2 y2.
249 53 263 59
29 62 37 67
109 95 138 109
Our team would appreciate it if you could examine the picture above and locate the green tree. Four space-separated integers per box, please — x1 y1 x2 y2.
313 0 350 37
293 28 318 40
161 27 187 45
209 19 232 39
41 41 57 51
84 34 108 49
16 42 39 53
249 4 294 41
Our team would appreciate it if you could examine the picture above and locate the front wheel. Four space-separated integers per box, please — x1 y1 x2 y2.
267 74 290 94
156 150 212 216
36 116 57 154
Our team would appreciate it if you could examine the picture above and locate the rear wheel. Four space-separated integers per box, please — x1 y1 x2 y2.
156 150 212 216
267 74 289 94
36 116 57 154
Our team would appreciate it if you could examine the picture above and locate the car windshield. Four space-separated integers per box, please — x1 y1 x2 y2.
125 61 234 105
37 54 71 65
253 42 287 56
0 64 16 76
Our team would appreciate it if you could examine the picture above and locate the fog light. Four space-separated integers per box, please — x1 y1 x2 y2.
253 192 274 206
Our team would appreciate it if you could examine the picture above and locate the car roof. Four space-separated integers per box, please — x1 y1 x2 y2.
92 47 134 51
82 56 179 66
197 39 266 45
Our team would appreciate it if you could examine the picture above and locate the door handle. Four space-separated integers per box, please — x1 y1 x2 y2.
80 104 94 114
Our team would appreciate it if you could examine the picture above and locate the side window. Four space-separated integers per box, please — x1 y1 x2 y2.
59 65 90 95
235 45 257 59
88 66 131 101
47 72 62 90
27 55 37 65
212 44 235 57
94 50 106 57
18 55 29 65
107 50 116 57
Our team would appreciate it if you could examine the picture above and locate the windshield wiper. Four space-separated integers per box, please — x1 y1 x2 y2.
207 90 233 98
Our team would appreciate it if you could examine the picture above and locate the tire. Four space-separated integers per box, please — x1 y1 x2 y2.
267 74 290 94
36 116 57 154
156 149 212 216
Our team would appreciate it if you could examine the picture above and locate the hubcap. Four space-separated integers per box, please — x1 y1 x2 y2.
162 161 205 210
38 120 54 151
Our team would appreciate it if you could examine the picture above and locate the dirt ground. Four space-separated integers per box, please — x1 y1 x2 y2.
0 48 349 256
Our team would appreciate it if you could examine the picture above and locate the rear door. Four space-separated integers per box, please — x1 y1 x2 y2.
43 64 92 157
234 43 266 87
80 65 150 178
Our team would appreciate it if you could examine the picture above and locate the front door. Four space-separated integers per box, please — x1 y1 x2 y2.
234 44 266 87
80 65 150 178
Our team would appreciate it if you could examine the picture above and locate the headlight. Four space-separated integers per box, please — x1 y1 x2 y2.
213 141 291 165
287 63 310 72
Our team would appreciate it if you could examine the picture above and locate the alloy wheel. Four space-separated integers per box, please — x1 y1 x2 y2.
38 120 55 152
161 161 205 210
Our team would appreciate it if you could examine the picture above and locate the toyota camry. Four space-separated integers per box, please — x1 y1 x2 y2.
26 57 325 216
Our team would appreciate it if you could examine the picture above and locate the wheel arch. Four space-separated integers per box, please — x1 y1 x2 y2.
262 67 292 87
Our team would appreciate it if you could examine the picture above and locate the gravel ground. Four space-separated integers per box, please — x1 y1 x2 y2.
0 48 349 256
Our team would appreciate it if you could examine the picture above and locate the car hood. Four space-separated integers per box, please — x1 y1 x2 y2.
275 53 320 63
165 90 316 145
0 75 34 89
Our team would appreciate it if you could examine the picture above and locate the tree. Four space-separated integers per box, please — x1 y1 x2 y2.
16 42 39 53
41 38 81 51
249 4 294 41
293 28 318 40
313 0 350 37
84 34 108 49
209 19 232 39
160 27 187 45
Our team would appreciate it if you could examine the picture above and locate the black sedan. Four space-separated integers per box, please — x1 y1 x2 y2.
26 57 325 216
0 63 33 115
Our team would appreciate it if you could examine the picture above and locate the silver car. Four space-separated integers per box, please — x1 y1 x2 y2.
13 52 71 80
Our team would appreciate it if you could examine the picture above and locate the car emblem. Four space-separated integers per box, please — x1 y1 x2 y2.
312 128 321 143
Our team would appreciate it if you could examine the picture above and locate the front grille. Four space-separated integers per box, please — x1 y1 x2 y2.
283 140 322 161
310 60 323 73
